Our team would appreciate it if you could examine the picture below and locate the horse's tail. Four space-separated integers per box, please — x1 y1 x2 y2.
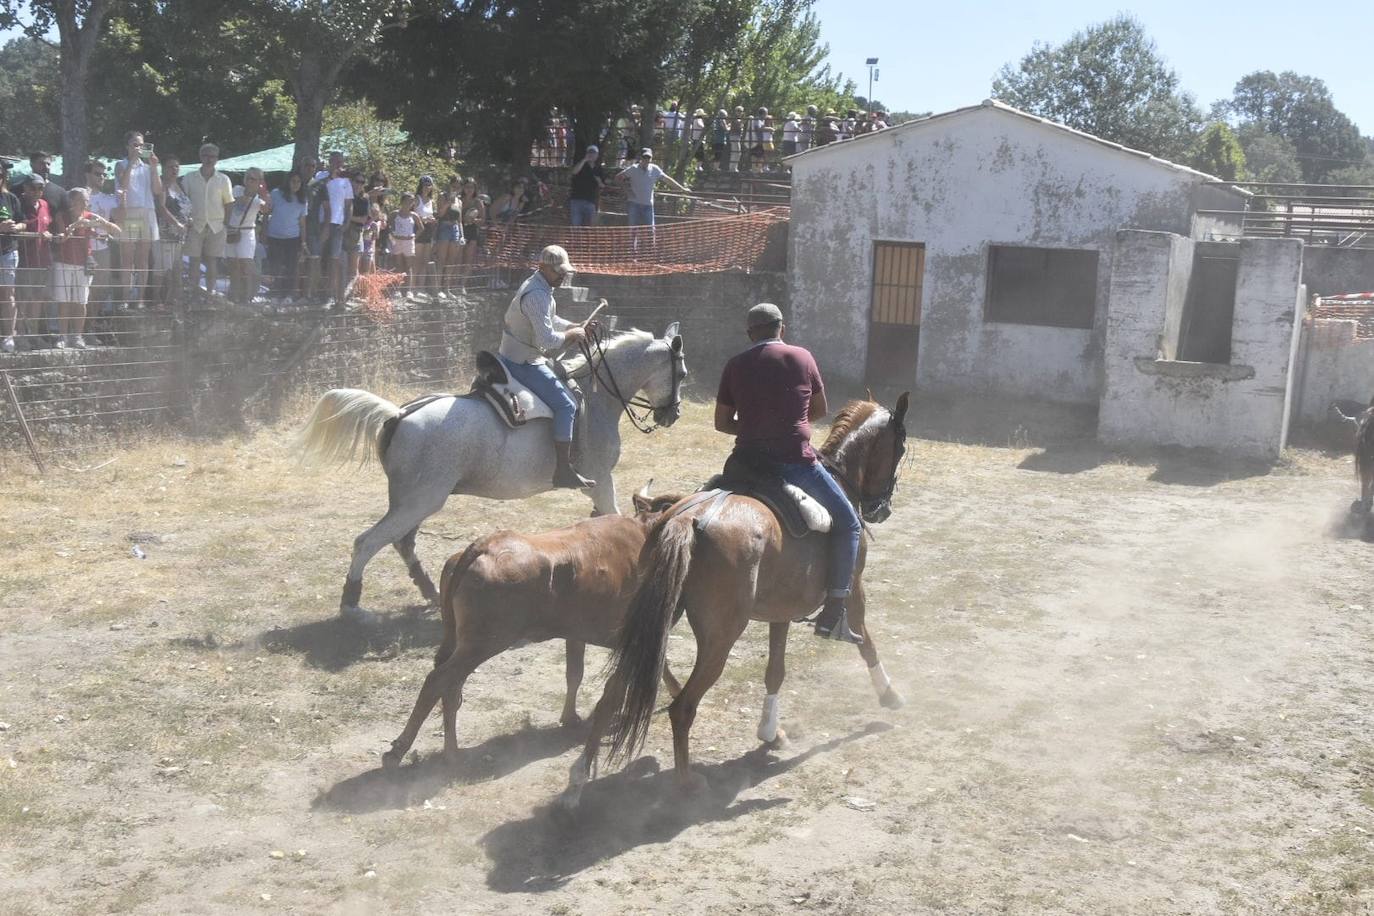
295 388 402 467
603 513 696 766
435 540 485 667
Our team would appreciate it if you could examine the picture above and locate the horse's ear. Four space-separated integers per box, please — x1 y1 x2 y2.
894 391 910 425
671 335 683 353
663 321 680 341
631 493 651 514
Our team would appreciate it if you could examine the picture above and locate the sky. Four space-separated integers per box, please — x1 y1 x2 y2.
812 0 1374 135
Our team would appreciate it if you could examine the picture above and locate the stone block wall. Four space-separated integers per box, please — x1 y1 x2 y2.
1099 231 1303 459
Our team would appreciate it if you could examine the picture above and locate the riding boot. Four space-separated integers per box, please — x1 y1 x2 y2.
813 595 863 645
552 440 596 490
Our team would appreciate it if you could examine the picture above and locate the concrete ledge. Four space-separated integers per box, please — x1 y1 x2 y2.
1133 357 1255 381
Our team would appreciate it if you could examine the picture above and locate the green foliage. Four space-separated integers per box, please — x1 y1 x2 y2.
84 3 295 160
1218 71 1367 182
1189 123 1246 181
0 37 61 154
321 101 455 196
1235 124 1302 184
991 14 1201 161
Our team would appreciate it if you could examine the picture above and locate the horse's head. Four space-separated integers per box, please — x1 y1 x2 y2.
630 479 685 522
822 391 910 524
645 321 687 428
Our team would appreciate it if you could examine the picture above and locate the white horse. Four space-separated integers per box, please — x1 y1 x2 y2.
298 323 686 619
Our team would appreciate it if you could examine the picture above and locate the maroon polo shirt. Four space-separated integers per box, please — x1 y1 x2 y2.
716 339 825 465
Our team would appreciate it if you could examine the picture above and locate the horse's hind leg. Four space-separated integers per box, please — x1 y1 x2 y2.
393 526 440 605
757 621 789 745
848 582 903 709
340 492 447 619
669 612 749 792
561 640 586 726
385 646 489 768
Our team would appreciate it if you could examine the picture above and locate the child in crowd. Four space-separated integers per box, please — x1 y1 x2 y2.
361 203 385 275
226 168 270 305
388 193 419 295
51 187 121 349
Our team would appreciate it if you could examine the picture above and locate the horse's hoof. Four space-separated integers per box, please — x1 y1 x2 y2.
559 712 584 728
676 769 710 796
381 748 403 771
763 728 789 751
341 605 379 626
1351 500 1366 515
879 687 906 710
556 787 584 814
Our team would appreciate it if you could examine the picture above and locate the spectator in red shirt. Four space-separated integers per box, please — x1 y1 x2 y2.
15 175 52 347
51 187 121 349
714 302 864 643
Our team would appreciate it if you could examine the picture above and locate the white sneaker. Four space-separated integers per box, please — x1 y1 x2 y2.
73 335 88 349
55 337 68 349
2 337 13 353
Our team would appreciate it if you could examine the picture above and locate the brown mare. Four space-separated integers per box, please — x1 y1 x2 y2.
1348 398 1374 515
560 393 910 809
382 484 686 768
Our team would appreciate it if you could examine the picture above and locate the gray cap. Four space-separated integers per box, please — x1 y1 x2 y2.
746 302 784 328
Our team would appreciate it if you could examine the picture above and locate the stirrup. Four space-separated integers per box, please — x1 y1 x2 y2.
553 467 596 490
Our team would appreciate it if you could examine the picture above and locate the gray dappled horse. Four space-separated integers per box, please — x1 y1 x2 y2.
298 324 686 620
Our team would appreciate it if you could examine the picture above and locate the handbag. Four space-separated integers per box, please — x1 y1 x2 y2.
225 201 253 245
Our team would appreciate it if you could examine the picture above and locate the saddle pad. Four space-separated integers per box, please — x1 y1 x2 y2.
692 477 830 539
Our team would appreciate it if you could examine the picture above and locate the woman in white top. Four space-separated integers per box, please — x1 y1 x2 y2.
413 176 436 291
115 131 164 306
226 167 270 305
389 192 419 293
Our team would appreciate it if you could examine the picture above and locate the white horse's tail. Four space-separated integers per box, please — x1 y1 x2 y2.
296 388 403 467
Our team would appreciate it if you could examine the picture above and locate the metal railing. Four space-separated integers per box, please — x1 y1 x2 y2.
1198 181 1374 250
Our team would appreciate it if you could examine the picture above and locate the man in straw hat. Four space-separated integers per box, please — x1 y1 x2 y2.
499 244 595 489
714 302 864 643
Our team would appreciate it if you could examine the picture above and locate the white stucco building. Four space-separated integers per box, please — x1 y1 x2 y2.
785 99 1247 404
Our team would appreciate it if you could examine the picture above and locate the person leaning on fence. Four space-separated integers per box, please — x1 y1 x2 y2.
499 244 595 490
389 192 419 293
412 175 437 291
51 186 121 349
614 148 688 229
27 152 65 213
0 163 20 353
781 112 801 157
266 171 308 303
84 161 119 324
15 174 53 347
458 177 485 274
154 155 188 307
568 145 605 228
182 143 235 297
712 109 730 171
115 131 163 308
226 168 269 306
797 105 817 152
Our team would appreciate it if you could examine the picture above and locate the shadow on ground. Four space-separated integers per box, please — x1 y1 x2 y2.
1014 441 1277 486
254 606 442 671
1327 506 1374 542
313 721 587 814
478 721 893 893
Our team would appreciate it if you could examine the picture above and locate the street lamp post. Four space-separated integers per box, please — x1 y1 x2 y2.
865 57 879 113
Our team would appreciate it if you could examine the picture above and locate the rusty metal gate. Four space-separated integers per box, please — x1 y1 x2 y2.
864 241 924 386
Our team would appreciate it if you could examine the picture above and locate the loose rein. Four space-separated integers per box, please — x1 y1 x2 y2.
572 325 681 435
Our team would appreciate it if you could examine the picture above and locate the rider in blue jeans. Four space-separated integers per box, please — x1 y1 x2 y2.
499 244 595 490
714 302 864 644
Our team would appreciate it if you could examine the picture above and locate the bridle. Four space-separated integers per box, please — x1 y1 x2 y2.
822 415 907 522
573 325 684 435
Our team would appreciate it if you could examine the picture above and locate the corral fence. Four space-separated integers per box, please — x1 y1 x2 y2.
1198 180 1374 250
0 266 785 468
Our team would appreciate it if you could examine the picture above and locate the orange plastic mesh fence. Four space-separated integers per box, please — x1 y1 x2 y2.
480 208 787 277
352 271 408 322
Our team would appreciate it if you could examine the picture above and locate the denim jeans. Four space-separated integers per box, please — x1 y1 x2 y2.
570 199 598 226
503 358 577 442
778 460 861 597
627 202 655 226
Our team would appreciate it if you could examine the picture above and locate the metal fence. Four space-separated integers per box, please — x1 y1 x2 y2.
1198 181 1374 250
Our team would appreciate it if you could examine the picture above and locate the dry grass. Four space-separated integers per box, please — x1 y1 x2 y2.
1 395 1372 914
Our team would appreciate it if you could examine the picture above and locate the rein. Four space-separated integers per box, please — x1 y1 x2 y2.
573 326 681 435
820 414 907 523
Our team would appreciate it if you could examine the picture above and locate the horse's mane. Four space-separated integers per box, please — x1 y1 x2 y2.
820 400 879 456
561 328 655 374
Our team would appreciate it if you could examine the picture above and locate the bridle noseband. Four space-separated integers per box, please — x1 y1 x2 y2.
823 417 907 523
574 326 683 435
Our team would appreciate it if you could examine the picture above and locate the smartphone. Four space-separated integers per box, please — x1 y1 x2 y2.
140 143 154 160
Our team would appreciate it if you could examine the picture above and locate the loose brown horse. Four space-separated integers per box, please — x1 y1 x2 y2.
382 484 686 768
559 393 910 808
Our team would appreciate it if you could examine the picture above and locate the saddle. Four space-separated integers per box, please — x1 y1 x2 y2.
690 449 832 539
471 350 583 430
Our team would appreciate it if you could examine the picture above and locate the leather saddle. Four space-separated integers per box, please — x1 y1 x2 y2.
471 350 582 430
690 450 832 539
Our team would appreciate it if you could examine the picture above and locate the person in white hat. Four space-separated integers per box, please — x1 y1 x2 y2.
499 244 595 488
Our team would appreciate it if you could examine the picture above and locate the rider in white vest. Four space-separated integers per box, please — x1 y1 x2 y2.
500 245 595 489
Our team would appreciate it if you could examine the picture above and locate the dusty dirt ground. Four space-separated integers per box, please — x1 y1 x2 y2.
2 394 1374 915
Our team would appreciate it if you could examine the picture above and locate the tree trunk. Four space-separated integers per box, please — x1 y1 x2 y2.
292 46 327 169
58 53 89 188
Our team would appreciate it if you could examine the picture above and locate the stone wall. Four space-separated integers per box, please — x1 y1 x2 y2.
1099 231 1303 459
1291 318 1374 428
1300 247 1374 298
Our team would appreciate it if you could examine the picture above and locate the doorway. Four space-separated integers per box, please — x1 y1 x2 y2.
864 241 924 386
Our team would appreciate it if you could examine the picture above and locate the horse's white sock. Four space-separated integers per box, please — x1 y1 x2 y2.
757 693 780 742
868 662 891 698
